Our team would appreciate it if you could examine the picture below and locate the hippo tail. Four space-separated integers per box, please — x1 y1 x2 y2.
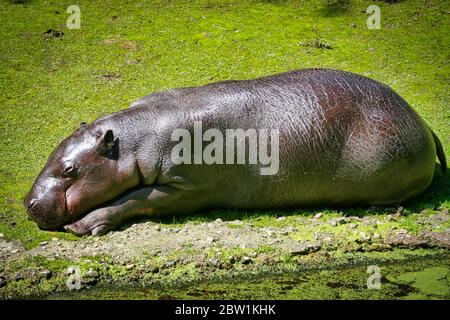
431 130 447 173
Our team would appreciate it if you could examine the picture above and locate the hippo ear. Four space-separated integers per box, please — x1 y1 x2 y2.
96 129 118 159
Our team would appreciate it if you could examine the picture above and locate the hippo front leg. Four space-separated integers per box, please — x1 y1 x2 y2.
64 186 193 236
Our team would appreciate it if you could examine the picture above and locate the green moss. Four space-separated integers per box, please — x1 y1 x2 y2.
0 0 449 247
0 0 449 299
44 252 450 300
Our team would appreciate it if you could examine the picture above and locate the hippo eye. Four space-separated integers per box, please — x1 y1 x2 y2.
62 165 76 178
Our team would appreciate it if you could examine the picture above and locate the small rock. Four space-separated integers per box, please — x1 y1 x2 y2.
155 225 161 231
163 260 177 268
358 232 372 243
150 267 159 274
329 217 346 226
172 228 181 233
51 237 58 241
290 242 322 256
277 216 286 221
125 264 135 270
348 223 357 229
40 270 52 280
315 233 334 243
11 249 19 254
14 273 24 281
313 213 323 219
206 236 216 244
0 275 6 288
39 241 48 246
373 233 381 240
228 256 236 264
214 218 223 223
241 256 252 264
265 230 275 237
86 269 99 278
396 206 404 215
207 259 219 267
0 233 4 238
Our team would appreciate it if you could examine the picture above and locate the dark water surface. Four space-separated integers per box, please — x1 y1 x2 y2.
47 257 450 300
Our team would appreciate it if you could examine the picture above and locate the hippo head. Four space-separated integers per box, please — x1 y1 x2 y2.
23 123 136 230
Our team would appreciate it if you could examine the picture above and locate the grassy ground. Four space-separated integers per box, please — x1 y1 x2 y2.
0 0 449 298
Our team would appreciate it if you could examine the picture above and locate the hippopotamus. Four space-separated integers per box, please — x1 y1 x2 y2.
23 69 447 235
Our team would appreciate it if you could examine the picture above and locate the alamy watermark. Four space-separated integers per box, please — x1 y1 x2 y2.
66 5 81 29
367 5 381 30
66 265 81 290
171 121 280 176
367 265 381 289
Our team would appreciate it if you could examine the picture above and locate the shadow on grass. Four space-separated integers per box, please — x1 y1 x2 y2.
320 0 351 17
123 163 449 228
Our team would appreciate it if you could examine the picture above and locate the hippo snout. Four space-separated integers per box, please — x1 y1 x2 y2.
23 188 67 230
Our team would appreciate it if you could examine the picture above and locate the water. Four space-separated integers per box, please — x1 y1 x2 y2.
47 257 450 300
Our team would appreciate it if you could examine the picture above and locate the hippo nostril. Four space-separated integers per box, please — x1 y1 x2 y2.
28 199 37 209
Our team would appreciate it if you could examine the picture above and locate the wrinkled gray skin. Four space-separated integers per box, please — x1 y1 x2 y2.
24 69 447 236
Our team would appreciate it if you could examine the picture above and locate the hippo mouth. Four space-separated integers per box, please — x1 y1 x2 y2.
25 190 70 231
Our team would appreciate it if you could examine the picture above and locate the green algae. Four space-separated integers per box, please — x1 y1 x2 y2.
44 254 450 300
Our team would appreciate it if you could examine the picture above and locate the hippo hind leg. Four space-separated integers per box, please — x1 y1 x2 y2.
335 118 436 205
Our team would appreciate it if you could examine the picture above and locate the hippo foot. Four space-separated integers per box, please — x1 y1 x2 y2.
64 208 116 236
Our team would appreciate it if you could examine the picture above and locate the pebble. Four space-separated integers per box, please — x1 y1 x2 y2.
206 236 216 244
150 267 159 274
125 264 135 270
329 218 346 226
290 242 322 256
277 216 286 221
40 270 52 280
241 256 252 264
14 273 24 281
11 249 19 254
39 241 48 246
51 237 58 241
155 225 161 231
87 269 99 278
313 213 323 219
207 259 219 267
265 230 275 237
348 223 357 229
0 233 4 238
214 218 223 223
164 260 177 268
0 275 6 288
228 256 236 264
359 232 372 242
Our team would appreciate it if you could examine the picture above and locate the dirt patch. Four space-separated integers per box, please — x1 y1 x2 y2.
42 29 64 41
